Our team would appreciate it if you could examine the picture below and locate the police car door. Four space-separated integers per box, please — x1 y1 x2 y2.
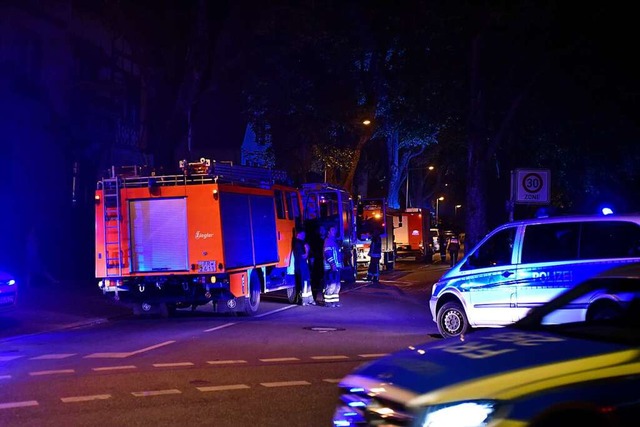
463 225 519 326
514 222 581 321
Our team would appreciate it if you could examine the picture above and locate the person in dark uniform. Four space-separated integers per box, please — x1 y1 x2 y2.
293 229 315 305
447 234 461 267
366 229 382 282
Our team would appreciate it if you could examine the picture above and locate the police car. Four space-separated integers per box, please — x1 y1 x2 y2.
0 268 18 312
333 263 640 426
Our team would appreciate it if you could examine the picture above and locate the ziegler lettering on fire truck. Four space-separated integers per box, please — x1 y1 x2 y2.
195 231 214 240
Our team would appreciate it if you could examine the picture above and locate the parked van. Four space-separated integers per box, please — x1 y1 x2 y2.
430 214 640 337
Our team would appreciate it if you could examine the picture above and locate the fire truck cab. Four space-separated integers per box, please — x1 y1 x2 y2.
300 183 357 291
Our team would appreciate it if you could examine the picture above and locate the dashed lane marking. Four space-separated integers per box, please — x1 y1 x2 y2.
152 362 194 368
259 357 300 363
29 369 75 376
131 389 182 397
93 365 137 372
83 352 131 359
310 355 349 360
30 353 76 360
0 375 11 380
203 322 237 333
206 360 247 365
197 384 250 392
358 353 388 358
260 380 311 388
61 394 111 403
84 340 176 359
0 400 39 410
0 356 22 362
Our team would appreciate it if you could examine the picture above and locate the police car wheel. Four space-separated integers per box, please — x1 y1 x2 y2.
437 302 469 338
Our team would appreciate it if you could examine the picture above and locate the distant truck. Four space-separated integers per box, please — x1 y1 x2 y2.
392 208 431 261
355 198 395 271
95 159 302 316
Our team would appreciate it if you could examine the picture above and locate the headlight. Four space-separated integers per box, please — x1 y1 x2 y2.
419 400 498 427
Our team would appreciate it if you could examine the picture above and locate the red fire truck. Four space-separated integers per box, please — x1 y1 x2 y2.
95 159 301 316
392 207 431 261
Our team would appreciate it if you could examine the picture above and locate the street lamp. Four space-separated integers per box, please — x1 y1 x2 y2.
455 204 462 216
435 196 445 225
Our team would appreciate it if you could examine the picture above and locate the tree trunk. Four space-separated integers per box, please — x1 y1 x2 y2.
341 132 371 192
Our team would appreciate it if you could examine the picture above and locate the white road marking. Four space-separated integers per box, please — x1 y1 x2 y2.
206 360 248 365
254 305 297 318
92 365 137 372
197 384 250 392
0 375 11 380
61 394 111 403
152 362 194 368
30 353 76 360
84 352 131 359
259 357 300 363
0 400 39 410
260 380 311 388
84 340 176 359
29 369 75 376
0 356 22 362
130 340 176 355
310 355 349 360
131 389 182 397
323 379 343 383
358 353 388 358
203 322 236 333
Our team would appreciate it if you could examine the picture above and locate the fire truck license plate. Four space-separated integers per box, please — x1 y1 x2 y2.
198 261 217 272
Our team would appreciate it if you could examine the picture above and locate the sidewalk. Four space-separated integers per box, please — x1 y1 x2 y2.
0 280 130 341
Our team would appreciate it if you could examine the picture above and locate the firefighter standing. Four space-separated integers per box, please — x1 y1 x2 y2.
366 229 382 282
322 225 342 307
293 229 315 305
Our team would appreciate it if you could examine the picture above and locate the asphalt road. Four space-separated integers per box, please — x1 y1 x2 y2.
0 260 449 427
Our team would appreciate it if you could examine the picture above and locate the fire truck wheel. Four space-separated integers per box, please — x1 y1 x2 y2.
242 271 261 316
286 286 299 304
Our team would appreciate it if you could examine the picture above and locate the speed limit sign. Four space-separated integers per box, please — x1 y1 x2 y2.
511 169 550 204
